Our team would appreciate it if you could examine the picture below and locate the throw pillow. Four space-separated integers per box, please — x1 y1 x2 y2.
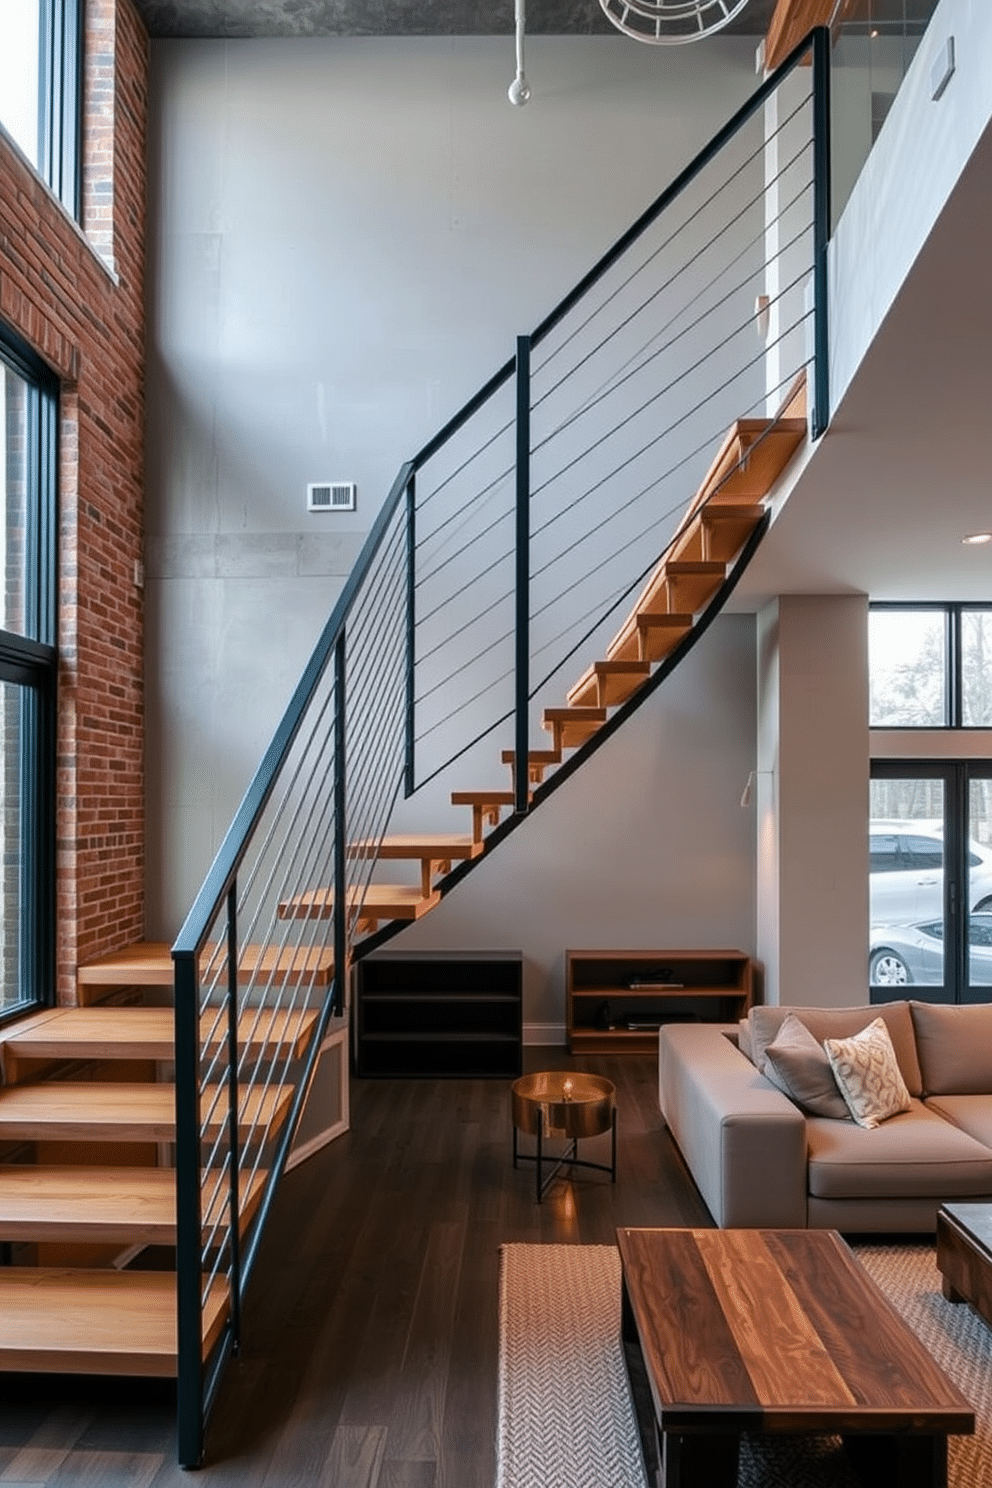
762 1013 851 1120
823 1017 913 1129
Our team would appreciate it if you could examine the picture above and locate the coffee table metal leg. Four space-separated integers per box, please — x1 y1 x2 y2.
661 1431 738 1488
536 1119 543 1203
844 1432 947 1488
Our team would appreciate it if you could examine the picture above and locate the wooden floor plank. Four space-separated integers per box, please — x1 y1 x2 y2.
0 1053 708 1485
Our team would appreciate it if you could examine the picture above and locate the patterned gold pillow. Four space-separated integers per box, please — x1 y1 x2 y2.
823 1017 912 1129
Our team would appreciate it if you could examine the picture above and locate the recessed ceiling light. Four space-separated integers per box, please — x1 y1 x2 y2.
963 533 992 545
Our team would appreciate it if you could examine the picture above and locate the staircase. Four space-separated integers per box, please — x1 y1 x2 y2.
0 27 828 1466
0 375 806 1381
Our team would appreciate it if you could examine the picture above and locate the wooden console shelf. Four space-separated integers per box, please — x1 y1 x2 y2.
355 952 522 1078
567 948 753 1054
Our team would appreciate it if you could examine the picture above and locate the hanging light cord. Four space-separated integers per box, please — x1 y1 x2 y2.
508 0 531 105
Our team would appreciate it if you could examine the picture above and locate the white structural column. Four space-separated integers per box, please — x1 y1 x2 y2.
756 594 869 1007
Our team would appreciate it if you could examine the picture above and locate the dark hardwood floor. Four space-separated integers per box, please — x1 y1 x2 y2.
0 1049 711 1485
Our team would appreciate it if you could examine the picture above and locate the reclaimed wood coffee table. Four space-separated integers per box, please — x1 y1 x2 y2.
616 1226 973 1488
937 1201 992 1325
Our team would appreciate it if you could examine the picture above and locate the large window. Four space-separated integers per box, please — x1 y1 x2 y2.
869 603 992 729
0 0 82 217
0 329 57 1020
870 764 992 1005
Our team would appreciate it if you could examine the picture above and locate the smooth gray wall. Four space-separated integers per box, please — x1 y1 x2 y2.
145 34 763 1001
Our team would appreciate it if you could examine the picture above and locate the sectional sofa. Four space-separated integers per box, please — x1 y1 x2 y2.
658 1000 992 1231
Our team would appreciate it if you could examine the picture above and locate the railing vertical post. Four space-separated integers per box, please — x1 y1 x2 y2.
333 632 348 1016
811 24 831 439
404 474 417 798
514 334 531 815
224 883 242 1354
174 947 204 1469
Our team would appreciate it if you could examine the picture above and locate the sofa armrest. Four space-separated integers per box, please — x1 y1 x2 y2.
659 1022 808 1229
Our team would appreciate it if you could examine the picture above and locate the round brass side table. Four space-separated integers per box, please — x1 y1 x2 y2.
511 1070 617 1202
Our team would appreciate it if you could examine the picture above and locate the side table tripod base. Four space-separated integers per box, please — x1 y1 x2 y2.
511 1070 617 1203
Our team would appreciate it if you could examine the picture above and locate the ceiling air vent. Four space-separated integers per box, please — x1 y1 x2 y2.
308 481 356 513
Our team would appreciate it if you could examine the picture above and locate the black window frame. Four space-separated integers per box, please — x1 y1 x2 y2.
39 0 84 219
870 759 992 1007
0 324 58 1026
870 601 992 730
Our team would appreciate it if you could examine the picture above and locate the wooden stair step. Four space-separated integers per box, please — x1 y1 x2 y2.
77 941 336 995
500 748 562 786
699 416 807 504
1 1005 319 1067
0 1164 268 1244
349 834 483 896
670 503 765 564
566 659 650 709
278 883 440 929
0 1081 294 1144
0 1268 228 1376
608 611 694 665
541 706 607 752
450 790 532 843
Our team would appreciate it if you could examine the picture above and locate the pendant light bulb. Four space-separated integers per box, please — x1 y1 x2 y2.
508 74 531 106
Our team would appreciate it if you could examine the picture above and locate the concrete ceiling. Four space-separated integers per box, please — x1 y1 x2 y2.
132 0 778 38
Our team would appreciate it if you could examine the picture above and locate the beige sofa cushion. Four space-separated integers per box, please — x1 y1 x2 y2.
911 1000 992 1095
806 1099 992 1200
924 1095 992 1149
749 1002 923 1098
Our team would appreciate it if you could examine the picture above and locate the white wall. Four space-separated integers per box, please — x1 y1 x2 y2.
393 615 757 1038
145 33 766 972
829 0 992 415
756 594 870 1007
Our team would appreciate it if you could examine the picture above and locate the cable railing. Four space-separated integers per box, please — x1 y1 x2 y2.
171 27 829 1467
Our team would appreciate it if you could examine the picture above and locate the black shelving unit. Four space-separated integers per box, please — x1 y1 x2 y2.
354 951 523 1077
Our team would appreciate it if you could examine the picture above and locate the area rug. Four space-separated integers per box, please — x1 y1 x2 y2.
495 1240 992 1488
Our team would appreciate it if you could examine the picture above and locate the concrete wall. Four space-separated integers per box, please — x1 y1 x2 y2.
145 32 766 978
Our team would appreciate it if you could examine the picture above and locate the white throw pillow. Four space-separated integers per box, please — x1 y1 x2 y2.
823 1017 912 1129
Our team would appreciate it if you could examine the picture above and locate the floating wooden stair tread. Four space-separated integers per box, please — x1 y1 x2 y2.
541 706 607 752
670 503 766 565
0 1164 268 1244
0 1082 294 1143
608 611 694 665
349 834 483 895
450 788 533 842
1 1005 318 1066
501 748 562 785
566 659 650 709
0 1268 228 1376
77 941 335 992
278 883 440 926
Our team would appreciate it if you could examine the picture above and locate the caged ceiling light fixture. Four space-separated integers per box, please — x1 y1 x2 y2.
509 0 751 104
598 0 753 46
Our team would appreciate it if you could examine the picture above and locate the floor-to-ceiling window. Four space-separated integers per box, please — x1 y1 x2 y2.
0 329 56 1020
869 604 992 1005
0 0 83 217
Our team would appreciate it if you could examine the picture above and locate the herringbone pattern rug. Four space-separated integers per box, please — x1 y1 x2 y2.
495 1240 992 1488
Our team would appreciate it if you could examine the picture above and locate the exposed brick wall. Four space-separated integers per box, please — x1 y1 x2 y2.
0 0 147 1003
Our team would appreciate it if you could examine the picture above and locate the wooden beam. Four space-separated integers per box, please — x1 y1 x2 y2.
764 0 839 71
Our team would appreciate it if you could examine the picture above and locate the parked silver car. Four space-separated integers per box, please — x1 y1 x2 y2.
870 820 992 923
869 914 992 987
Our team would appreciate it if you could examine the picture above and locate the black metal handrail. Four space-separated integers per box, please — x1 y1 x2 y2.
173 28 830 1467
